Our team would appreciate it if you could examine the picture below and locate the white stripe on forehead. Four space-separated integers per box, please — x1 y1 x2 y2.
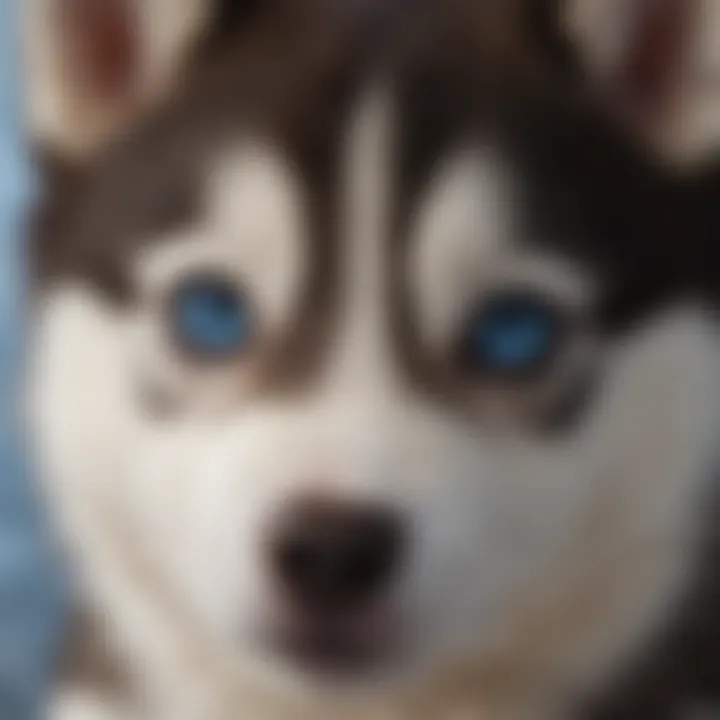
325 86 397 394
408 145 518 351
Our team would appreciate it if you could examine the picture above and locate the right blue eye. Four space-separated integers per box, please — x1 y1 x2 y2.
465 293 560 375
170 276 252 359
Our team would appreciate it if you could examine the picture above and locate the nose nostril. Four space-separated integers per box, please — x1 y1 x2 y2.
270 503 405 614
276 536 318 588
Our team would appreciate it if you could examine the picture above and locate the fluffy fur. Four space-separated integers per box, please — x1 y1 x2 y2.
28 1 720 718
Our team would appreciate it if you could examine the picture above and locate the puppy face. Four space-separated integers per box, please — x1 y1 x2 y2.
30 0 720 708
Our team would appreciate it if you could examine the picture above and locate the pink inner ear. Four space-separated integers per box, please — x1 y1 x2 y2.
60 0 139 103
612 0 698 125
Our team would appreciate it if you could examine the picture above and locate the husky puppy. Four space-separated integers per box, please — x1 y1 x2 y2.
26 1 720 718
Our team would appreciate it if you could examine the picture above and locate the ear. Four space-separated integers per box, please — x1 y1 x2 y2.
24 0 214 161
564 0 704 161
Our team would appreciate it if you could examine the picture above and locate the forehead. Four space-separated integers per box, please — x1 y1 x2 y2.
34 1 672 301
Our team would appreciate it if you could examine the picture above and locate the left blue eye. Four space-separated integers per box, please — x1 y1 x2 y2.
171 277 251 358
466 294 559 373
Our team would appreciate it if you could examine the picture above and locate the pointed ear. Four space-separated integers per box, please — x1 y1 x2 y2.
564 0 703 161
24 0 213 161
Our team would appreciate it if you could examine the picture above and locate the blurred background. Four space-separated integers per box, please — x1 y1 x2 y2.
0 2 64 718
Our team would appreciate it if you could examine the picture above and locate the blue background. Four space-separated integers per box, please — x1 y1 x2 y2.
0 2 65 718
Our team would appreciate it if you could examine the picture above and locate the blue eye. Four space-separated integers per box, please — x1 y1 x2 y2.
466 294 559 374
171 276 251 358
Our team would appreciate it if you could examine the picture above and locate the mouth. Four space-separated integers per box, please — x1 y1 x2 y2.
274 626 385 676
259 609 401 682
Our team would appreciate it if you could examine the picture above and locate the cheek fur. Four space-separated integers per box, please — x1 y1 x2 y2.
31 282 720 703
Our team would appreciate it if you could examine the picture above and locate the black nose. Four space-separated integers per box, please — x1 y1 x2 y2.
270 501 406 614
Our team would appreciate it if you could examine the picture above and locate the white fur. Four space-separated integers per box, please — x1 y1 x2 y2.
32 91 720 720
51 692 128 720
